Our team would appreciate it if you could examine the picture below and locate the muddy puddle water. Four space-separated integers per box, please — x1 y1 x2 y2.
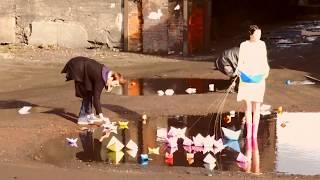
39 108 320 176
109 78 234 96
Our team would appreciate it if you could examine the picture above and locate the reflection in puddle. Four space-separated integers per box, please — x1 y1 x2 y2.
276 112 320 175
109 78 233 96
77 113 279 174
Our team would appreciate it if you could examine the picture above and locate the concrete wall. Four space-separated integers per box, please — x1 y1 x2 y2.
0 0 123 48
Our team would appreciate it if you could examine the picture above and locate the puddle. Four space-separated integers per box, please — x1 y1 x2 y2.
109 78 233 96
276 112 320 175
39 112 320 175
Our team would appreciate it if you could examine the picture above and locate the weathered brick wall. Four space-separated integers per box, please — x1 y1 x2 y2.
142 0 168 54
168 0 183 54
0 0 123 48
127 0 142 52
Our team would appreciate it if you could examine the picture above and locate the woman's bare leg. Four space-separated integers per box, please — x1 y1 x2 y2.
245 100 253 139
252 102 261 139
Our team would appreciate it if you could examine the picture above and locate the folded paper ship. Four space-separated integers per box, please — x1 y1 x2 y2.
240 71 264 83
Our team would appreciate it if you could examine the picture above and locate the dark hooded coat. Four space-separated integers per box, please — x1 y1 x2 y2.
61 56 109 114
215 47 239 77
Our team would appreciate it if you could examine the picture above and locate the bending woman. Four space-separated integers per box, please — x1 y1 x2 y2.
61 56 125 125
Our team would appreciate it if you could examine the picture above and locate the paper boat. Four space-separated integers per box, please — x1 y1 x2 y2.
157 90 164 96
166 137 178 148
174 4 180 10
167 127 186 138
193 134 204 147
140 154 149 163
240 71 264 83
236 152 248 163
182 137 193 146
222 127 241 140
183 145 193 153
118 121 129 129
102 122 118 134
66 138 78 147
203 153 216 164
126 139 138 150
148 147 160 155
204 163 216 171
192 146 204 153
203 135 215 153
107 136 124 151
185 88 196 94
212 139 225 154
18 106 32 115
164 89 174 96
260 104 272 111
224 139 240 152
108 151 124 164
126 149 138 158
165 152 174 166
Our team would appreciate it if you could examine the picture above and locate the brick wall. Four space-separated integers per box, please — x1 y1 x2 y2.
127 0 142 52
168 0 184 54
142 0 168 54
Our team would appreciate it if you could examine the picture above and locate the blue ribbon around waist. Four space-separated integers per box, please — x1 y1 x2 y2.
239 71 264 83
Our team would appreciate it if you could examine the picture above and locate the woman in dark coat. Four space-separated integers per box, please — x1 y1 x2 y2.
61 56 125 125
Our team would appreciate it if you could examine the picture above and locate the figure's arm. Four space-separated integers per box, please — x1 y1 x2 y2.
93 84 104 117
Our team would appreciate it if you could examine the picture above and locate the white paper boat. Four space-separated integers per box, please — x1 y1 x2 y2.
18 106 32 115
193 134 204 147
202 135 215 153
203 153 216 164
165 89 174 96
102 122 118 134
204 163 216 171
107 136 124 151
184 146 193 153
222 127 241 140
66 138 78 147
260 110 271 116
260 104 272 111
185 88 196 94
183 137 193 146
157 90 165 96
212 138 225 154
126 140 138 150
126 149 138 158
166 137 178 148
167 127 186 138
174 4 180 10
